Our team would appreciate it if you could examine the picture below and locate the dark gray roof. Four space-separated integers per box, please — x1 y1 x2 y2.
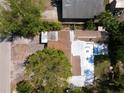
62 0 105 19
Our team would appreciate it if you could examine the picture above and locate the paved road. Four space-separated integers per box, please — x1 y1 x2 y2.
0 42 11 93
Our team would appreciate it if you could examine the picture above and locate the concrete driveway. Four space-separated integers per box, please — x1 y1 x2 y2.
0 42 11 93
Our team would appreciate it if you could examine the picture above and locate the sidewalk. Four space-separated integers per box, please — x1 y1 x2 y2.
0 42 11 93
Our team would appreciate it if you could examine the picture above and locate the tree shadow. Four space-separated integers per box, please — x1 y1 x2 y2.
94 71 124 93
98 79 123 93
50 0 59 7
0 35 13 42
108 0 123 15
94 55 110 65
50 0 62 21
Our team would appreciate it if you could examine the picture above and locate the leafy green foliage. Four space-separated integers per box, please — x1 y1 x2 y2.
25 48 71 93
69 87 93 93
70 88 83 93
98 11 124 64
85 20 96 30
118 22 124 44
108 22 124 64
94 55 110 63
41 21 62 32
0 0 42 38
116 47 124 62
0 0 62 38
97 12 124 93
16 80 33 93
99 11 119 33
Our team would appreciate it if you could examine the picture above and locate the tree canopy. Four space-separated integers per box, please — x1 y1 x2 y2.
84 20 96 30
99 11 119 33
98 11 124 64
0 0 43 38
40 21 62 32
25 48 71 93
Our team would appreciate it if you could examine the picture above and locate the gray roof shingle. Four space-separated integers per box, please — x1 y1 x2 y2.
62 0 105 19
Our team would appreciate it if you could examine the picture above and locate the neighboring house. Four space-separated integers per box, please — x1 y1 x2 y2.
110 0 124 8
62 0 105 19
116 0 124 8
109 0 124 16
41 30 108 87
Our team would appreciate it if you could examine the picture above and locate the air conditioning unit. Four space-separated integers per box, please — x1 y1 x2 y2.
98 26 105 31
41 32 48 44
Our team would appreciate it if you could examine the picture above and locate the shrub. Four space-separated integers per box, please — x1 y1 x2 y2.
41 21 62 31
0 0 42 38
25 48 71 93
16 80 33 93
70 88 83 93
85 20 96 30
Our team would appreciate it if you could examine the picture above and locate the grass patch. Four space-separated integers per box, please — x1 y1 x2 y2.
95 55 110 78
94 55 110 65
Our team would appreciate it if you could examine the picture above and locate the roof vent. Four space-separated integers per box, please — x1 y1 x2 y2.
48 31 58 41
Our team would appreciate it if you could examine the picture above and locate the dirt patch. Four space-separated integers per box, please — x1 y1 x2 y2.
42 7 58 21
43 0 54 10
117 14 124 22
12 44 30 64
42 0 58 21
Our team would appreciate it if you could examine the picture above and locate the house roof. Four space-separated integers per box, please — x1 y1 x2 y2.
75 30 108 42
48 30 108 76
71 56 81 76
62 0 105 19
48 31 71 61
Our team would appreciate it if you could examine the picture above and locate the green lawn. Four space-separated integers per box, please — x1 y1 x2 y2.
95 55 110 78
